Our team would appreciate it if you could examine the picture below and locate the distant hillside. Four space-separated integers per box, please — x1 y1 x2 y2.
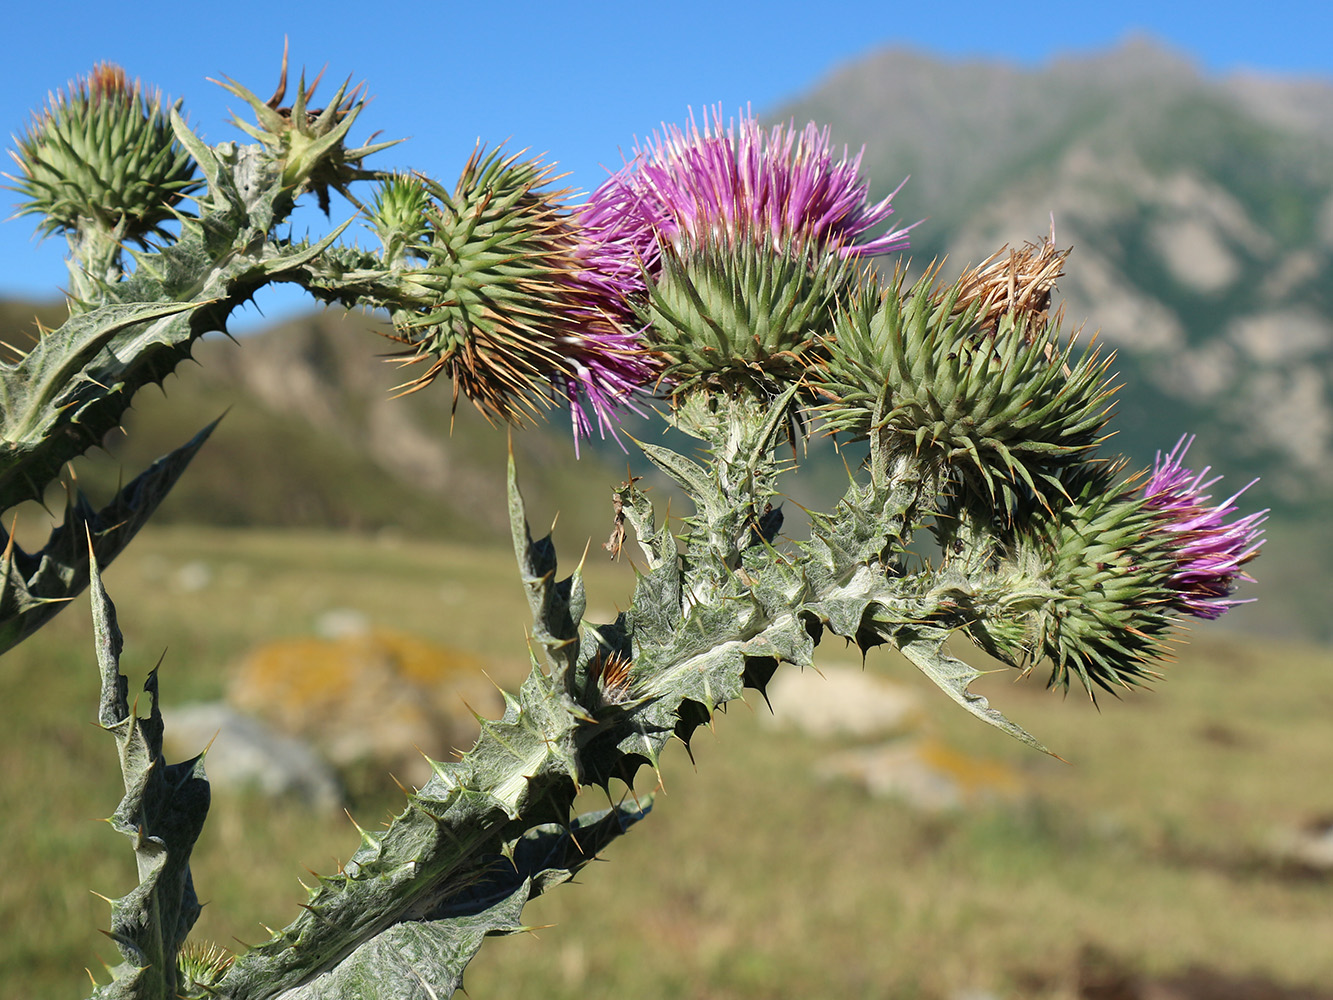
780 36 1333 516
776 36 1333 641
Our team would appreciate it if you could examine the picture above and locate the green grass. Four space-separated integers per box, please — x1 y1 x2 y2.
464 637 1333 1000
2 524 1331 998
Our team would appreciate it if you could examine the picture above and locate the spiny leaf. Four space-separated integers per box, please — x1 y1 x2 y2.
896 629 1052 755
1 420 219 655
269 804 648 1000
89 556 210 999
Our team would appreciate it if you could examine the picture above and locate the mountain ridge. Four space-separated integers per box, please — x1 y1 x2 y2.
779 35 1333 515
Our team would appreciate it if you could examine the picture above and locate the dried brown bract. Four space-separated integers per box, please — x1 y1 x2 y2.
947 236 1071 336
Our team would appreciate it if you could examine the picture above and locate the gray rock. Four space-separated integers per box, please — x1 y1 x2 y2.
162 702 343 810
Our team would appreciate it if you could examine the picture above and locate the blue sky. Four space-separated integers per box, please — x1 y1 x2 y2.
3 0 1330 324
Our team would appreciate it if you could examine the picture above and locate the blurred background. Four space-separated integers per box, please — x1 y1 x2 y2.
3 2 1332 997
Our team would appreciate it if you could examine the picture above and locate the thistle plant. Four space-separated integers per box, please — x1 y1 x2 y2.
0 55 1265 1000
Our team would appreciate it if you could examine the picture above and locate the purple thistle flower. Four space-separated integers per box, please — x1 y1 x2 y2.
577 105 915 311
1143 435 1267 619
560 205 662 453
554 323 657 454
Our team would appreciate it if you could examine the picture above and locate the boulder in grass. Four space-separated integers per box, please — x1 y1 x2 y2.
228 629 505 786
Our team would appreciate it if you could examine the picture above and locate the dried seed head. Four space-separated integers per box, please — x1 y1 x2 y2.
944 236 1071 336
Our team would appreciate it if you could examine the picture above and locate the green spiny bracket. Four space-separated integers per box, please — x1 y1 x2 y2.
368 172 432 266
645 231 856 397
801 451 922 598
637 384 799 581
613 474 676 571
813 269 1116 510
209 44 401 219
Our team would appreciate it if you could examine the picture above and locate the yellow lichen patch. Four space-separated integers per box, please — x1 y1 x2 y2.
913 737 1026 800
229 629 502 786
816 736 1026 812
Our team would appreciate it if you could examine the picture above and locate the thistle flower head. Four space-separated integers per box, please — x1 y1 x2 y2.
1143 436 1267 619
381 147 656 448
578 107 911 397
812 255 1114 508
954 470 1180 700
7 62 199 244
579 105 912 302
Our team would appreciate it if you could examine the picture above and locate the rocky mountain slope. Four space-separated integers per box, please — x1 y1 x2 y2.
1 303 627 556
781 35 1333 514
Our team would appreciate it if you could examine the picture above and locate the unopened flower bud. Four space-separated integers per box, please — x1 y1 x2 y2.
8 63 199 245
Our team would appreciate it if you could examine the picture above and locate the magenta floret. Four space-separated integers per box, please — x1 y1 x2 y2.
577 105 914 313
555 324 657 451
1144 436 1268 619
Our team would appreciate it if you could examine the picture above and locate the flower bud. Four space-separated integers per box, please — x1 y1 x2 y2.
369 172 431 264
8 63 199 245
813 262 1114 507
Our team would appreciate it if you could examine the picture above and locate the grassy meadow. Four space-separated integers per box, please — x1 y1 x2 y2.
1 523 1331 998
